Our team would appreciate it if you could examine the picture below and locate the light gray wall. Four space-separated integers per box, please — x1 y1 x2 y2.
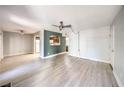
79 26 111 63
68 31 79 56
69 26 111 63
112 7 124 86
3 31 34 57
0 30 3 60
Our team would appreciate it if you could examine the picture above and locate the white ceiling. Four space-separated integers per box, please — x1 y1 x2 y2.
0 5 122 34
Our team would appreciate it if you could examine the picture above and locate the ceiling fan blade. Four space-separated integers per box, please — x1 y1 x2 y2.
52 25 60 27
63 25 71 28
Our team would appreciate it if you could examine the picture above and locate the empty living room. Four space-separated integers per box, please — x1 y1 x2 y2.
0 4 124 89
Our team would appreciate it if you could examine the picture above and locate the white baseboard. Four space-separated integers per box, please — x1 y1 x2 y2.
41 52 67 59
4 52 33 58
68 54 110 63
82 57 110 63
68 54 80 58
113 70 123 87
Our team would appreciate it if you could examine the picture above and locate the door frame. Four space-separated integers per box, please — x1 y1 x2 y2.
34 35 40 54
110 24 115 68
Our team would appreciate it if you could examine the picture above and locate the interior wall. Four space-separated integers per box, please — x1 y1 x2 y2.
40 29 44 58
79 26 111 62
44 30 66 57
3 31 34 57
68 32 79 57
112 7 124 86
0 30 3 61
69 26 111 63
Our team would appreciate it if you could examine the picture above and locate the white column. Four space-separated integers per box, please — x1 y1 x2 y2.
40 29 44 58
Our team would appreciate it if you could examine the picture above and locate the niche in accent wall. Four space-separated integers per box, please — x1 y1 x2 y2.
49 35 60 46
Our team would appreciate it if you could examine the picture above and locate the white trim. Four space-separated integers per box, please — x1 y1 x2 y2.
81 57 110 63
113 70 123 87
40 30 44 58
41 52 67 59
68 54 110 63
4 52 33 57
110 24 115 69
0 30 3 62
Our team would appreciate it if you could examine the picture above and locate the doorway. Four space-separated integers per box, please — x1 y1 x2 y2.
35 37 40 53
66 37 69 52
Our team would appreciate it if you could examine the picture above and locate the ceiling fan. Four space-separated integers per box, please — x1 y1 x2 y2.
52 21 72 31
15 29 25 35
20 30 25 34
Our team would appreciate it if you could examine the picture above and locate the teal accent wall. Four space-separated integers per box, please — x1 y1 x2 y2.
44 30 66 57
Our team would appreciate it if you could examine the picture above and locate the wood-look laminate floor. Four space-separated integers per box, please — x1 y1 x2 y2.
0 54 118 87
